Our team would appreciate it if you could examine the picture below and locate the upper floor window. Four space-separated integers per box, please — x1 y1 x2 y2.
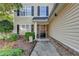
26 6 32 16
38 6 49 16
17 6 34 16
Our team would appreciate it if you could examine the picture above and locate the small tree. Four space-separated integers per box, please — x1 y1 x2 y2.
0 3 22 21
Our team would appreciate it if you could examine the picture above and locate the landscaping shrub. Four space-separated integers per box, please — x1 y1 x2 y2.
0 34 5 40
0 45 24 56
0 20 13 33
8 33 18 41
25 32 35 41
0 34 9 40
0 48 24 56
0 33 18 41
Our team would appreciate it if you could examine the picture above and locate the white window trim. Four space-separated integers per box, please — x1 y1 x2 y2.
19 6 32 16
20 24 31 32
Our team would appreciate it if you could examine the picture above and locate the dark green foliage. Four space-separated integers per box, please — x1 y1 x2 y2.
0 48 24 56
0 3 22 12
0 3 22 20
8 33 18 41
0 20 13 33
25 32 35 41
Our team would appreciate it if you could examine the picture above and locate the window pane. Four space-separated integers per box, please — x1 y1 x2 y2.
26 25 31 32
22 25 25 28
19 6 32 16
20 8 25 16
26 6 32 16
26 25 29 29
40 6 46 16
20 25 26 30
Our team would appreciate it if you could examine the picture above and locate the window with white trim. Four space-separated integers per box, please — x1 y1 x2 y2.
20 24 31 32
26 6 32 16
20 25 26 30
26 25 30 32
40 6 47 16
38 6 48 16
17 6 34 16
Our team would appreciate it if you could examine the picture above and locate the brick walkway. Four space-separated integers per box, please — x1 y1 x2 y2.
31 41 59 56
16 36 36 56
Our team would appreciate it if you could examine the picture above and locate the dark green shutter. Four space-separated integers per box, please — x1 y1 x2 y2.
38 6 40 16
17 9 20 16
46 6 49 16
32 6 34 16
17 24 19 34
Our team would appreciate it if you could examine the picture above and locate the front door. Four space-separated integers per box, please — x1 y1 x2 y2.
37 25 47 38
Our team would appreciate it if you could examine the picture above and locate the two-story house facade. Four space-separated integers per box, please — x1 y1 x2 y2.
13 3 55 40
13 3 79 55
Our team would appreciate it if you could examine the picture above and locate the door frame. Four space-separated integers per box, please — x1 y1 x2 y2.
37 24 48 38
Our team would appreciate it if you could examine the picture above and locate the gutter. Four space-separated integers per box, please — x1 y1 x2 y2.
49 3 59 19
48 3 65 22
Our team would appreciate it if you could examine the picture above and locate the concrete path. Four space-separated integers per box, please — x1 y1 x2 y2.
31 41 59 56
36 38 50 41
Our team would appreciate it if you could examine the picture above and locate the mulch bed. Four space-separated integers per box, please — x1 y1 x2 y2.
49 37 74 56
0 35 37 56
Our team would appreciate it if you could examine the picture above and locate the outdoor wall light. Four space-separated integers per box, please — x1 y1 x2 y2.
55 13 57 16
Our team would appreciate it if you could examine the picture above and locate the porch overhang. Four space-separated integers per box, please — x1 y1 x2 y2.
32 17 48 22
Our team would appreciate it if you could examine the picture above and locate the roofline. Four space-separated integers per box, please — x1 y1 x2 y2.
48 3 65 22
48 3 59 19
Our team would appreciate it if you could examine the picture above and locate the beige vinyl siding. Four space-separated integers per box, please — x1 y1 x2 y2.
48 4 79 52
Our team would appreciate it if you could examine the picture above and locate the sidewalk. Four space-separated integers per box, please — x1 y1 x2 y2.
31 41 59 56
